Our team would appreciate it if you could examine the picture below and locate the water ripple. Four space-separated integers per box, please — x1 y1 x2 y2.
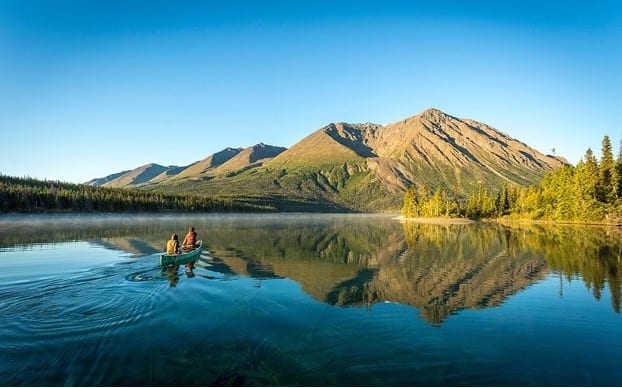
0 261 164 349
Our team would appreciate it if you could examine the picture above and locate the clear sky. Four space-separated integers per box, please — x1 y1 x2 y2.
1 0 621 183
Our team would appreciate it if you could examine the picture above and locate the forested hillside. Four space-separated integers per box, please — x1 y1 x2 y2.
402 135 622 224
0 176 275 213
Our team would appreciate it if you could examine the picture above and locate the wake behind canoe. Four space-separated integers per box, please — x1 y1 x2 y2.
160 240 203 266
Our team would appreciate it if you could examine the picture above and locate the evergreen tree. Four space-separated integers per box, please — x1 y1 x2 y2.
574 156 604 221
598 135 619 203
464 185 496 219
390 134 622 224
583 148 600 202
520 185 543 219
495 183 511 216
616 138 622 198
401 187 419 218
425 188 443 217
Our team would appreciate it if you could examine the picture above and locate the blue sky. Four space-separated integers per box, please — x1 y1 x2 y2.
1 0 621 183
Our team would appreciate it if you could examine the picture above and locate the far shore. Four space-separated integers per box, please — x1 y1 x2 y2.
394 215 622 227
393 215 475 225
494 218 622 227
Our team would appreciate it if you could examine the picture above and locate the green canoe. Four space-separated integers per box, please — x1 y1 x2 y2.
160 240 203 266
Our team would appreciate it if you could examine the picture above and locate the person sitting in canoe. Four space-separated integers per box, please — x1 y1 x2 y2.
181 226 198 252
166 233 181 255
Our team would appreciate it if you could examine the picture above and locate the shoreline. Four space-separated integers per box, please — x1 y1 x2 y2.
394 215 622 227
393 216 476 225
494 218 622 227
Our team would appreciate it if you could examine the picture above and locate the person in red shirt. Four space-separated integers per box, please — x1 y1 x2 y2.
182 226 197 252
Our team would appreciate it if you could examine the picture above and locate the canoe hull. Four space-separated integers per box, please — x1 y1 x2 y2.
160 240 203 266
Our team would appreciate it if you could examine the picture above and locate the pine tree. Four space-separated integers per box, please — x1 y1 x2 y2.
495 183 511 216
598 135 618 203
429 188 445 217
583 148 600 202
401 187 419 218
616 138 622 198
574 152 603 220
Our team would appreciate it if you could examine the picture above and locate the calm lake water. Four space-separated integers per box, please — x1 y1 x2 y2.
0 213 621 386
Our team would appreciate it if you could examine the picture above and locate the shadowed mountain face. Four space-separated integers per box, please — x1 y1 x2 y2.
86 109 566 211
211 143 287 174
172 147 243 180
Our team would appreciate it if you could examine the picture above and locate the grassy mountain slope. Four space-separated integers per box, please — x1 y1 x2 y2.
85 170 131 186
211 143 286 175
172 147 243 180
98 163 172 188
89 108 567 212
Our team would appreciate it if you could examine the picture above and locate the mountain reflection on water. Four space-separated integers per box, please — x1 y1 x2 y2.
1 214 620 322
204 220 551 324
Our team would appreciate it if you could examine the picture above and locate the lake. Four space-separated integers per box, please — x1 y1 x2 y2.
0 213 621 386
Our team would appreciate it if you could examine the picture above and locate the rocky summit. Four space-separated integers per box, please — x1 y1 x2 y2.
87 109 566 212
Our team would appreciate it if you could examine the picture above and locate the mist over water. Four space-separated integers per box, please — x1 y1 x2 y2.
0 213 621 386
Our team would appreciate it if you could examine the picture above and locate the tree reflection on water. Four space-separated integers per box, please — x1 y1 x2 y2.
202 218 622 323
2 214 620 321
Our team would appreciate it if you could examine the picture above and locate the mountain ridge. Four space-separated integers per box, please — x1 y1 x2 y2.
86 163 179 187
87 108 567 211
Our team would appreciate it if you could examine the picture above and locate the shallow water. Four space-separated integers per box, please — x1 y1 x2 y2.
0 213 621 386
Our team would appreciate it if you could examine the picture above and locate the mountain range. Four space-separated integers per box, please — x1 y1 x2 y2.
87 108 567 212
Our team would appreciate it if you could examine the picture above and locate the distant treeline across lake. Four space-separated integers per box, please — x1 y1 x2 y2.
0 175 274 213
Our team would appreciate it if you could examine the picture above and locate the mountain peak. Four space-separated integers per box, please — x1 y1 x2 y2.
247 143 287 162
211 143 286 173
416 108 457 122
422 107 443 114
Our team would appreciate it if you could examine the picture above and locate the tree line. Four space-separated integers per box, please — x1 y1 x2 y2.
0 175 275 213
402 135 622 223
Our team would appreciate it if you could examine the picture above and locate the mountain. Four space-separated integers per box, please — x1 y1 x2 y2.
210 143 287 175
87 108 567 211
369 108 564 191
172 147 243 180
87 163 181 188
270 122 380 166
85 170 131 186
88 144 288 188
147 165 187 184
